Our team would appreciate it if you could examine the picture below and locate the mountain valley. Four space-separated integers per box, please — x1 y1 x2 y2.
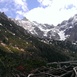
0 12 77 77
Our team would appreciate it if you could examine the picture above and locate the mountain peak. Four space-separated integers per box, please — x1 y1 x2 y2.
22 17 29 21
0 12 8 19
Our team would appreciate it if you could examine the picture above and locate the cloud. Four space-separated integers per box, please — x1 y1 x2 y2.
13 0 28 19
37 0 52 6
13 0 28 11
0 0 77 25
0 0 28 18
24 0 77 25
0 0 5 2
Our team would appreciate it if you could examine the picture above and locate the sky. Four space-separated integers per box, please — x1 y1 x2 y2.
0 0 77 26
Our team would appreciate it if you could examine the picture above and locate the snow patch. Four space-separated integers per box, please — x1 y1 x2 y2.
58 31 66 40
0 23 2 26
72 42 76 45
10 24 12 26
43 30 50 36
65 35 70 38
69 26 73 29
12 33 15 36
17 20 35 32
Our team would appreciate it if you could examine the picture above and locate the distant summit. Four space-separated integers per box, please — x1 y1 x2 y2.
22 17 29 21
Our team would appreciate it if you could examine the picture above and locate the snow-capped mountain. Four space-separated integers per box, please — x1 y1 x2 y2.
13 17 60 40
56 14 77 42
13 14 77 42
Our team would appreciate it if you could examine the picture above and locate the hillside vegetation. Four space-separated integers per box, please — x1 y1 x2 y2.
0 12 77 76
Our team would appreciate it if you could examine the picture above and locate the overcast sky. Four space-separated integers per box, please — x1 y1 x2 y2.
0 0 77 25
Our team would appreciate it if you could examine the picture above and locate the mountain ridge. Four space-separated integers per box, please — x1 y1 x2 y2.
12 13 77 43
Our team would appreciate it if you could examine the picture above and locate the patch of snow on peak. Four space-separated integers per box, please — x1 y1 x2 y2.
17 20 35 32
58 31 66 40
69 26 73 29
43 29 51 36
